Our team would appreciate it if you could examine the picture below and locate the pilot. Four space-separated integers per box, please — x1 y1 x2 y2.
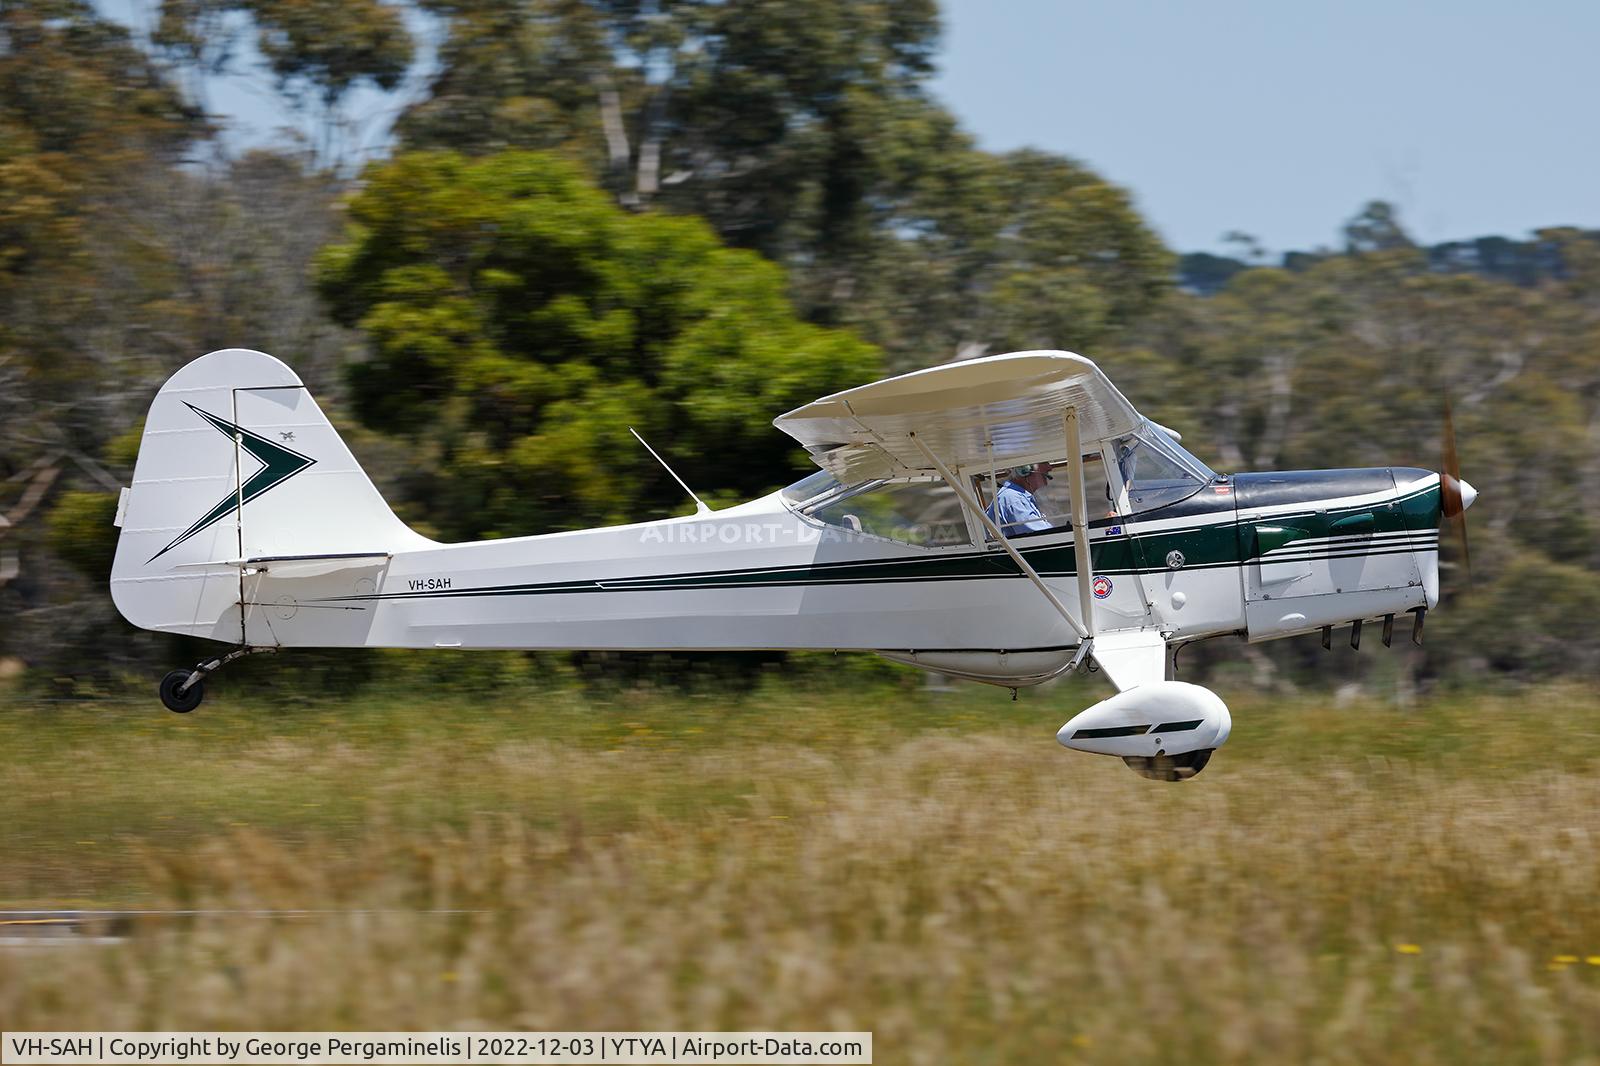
986 462 1054 536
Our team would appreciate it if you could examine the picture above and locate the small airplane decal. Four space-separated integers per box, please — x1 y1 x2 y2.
146 403 316 562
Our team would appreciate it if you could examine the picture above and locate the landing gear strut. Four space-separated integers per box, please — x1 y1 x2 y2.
158 647 273 713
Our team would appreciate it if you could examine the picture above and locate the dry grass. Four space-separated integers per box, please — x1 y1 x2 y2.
3 681 1600 1063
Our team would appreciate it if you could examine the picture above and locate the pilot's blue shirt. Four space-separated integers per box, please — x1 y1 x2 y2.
986 479 1051 537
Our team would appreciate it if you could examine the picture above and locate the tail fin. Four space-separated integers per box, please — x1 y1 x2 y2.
110 349 430 639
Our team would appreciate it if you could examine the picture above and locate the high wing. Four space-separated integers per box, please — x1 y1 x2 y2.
776 350 1160 667
773 350 1145 481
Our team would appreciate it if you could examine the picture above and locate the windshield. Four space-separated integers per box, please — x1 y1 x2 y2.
780 469 845 508
1111 423 1215 513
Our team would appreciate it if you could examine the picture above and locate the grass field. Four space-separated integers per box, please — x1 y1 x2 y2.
4 673 1600 1063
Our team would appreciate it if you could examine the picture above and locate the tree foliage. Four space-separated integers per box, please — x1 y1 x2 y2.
155 0 413 106
397 0 936 220
859 142 1172 364
316 150 880 540
141 0 1173 367
152 0 413 164
0 0 202 653
390 0 1169 365
0 1 370 682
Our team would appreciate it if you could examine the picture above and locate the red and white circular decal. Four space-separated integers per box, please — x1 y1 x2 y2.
1091 575 1114 599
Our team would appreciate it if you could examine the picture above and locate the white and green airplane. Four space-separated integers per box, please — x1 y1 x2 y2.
110 348 1475 780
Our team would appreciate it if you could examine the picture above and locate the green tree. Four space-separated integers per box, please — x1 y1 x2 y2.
0 1 383 684
0 0 206 676
390 1 1170 364
0 0 201 535
316 150 880 540
1343 199 1415 254
153 0 414 163
391 0 942 329
396 0 936 231
860 142 1172 366
163 0 1171 369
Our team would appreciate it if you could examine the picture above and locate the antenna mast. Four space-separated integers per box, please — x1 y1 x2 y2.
628 427 713 515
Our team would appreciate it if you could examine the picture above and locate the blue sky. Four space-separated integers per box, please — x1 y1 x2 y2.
102 0 1600 255
930 0 1600 253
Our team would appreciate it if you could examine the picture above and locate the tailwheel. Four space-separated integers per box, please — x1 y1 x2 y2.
1123 748 1213 782
155 646 272 713
159 669 204 714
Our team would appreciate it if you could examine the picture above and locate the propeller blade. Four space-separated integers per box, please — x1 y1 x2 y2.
1441 400 1463 517
1440 398 1471 581
1451 504 1471 580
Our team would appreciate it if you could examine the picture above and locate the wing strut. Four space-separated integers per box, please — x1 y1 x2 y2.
905 431 1091 645
1063 408 1098 640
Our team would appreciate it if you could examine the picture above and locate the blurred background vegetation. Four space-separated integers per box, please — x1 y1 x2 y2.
2 0 1598 696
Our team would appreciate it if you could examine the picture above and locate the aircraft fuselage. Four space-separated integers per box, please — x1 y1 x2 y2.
160 466 1444 687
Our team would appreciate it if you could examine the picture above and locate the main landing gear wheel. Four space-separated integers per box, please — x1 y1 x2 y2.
1123 749 1213 782
159 669 204 713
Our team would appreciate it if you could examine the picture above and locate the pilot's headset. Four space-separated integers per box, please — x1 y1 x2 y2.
1010 463 1052 484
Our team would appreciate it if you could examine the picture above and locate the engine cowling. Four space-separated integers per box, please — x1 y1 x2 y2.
1056 681 1232 781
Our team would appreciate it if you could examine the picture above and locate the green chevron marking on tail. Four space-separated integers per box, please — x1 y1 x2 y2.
147 403 316 562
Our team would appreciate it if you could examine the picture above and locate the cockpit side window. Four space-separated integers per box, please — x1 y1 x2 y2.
798 477 971 547
971 454 1118 540
1028 455 1120 526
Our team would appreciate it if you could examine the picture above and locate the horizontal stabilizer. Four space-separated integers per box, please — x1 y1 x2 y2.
174 552 392 577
